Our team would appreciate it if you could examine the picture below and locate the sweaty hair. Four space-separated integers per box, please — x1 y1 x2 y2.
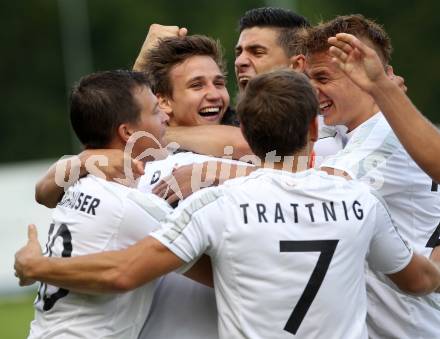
143 35 225 97
70 70 149 149
238 7 311 57
305 14 392 65
237 69 318 158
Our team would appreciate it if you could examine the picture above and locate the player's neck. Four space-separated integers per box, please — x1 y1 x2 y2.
346 103 380 132
260 148 311 174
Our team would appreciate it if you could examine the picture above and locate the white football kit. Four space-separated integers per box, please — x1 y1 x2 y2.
322 112 440 339
152 168 413 339
138 152 251 339
29 175 172 339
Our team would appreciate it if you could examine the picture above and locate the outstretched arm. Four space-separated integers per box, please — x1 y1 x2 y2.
35 149 144 208
14 224 211 294
133 24 188 71
328 33 440 182
165 125 253 160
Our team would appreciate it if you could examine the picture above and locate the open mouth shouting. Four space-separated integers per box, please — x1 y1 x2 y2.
238 76 251 90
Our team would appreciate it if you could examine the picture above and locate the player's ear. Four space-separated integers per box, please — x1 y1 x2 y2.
309 116 319 142
289 54 306 72
117 123 134 143
157 93 173 116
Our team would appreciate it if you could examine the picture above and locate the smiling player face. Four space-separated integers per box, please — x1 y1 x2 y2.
162 55 230 127
306 51 376 131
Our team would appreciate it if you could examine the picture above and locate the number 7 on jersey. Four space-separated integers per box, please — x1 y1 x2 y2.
280 240 339 335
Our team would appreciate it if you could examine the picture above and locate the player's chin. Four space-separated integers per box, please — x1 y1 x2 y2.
198 114 222 125
322 113 338 127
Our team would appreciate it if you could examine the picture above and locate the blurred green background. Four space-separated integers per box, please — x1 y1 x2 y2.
1 0 439 163
1 0 439 337
0 294 35 338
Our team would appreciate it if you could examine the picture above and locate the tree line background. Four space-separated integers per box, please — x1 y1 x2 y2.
2 0 438 163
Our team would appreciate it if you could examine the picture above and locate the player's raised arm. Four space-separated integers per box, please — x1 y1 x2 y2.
328 33 440 182
165 125 253 159
133 24 188 71
14 224 186 294
35 149 144 208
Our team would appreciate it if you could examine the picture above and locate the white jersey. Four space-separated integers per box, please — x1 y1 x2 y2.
29 175 172 339
321 112 440 339
139 273 218 339
138 152 251 339
139 152 250 339
152 168 413 339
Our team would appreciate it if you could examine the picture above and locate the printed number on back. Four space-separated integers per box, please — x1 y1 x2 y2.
35 223 72 311
280 240 339 335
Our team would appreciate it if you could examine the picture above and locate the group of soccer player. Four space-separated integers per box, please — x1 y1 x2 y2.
14 7 440 339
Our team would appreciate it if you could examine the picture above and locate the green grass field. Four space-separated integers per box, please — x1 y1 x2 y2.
0 294 35 339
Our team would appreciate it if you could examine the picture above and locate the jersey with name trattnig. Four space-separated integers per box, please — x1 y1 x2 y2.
152 168 412 339
29 175 172 339
321 112 440 339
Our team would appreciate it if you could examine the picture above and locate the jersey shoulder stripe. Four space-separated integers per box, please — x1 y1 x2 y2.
161 188 224 243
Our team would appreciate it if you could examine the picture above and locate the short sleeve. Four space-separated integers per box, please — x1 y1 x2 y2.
367 199 413 274
151 188 225 263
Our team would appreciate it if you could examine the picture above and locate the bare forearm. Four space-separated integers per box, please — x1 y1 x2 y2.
35 164 64 208
132 34 151 71
423 257 440 294
430 247 440 292
24 237 181 294
26 250 130 294
414 255 440 294
203 161 256 186
166 126 253 159
133 53 148 72
35 149 143 208
35 155 88 208
389 253 440 295
217 163 256 184
370 79 440 182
